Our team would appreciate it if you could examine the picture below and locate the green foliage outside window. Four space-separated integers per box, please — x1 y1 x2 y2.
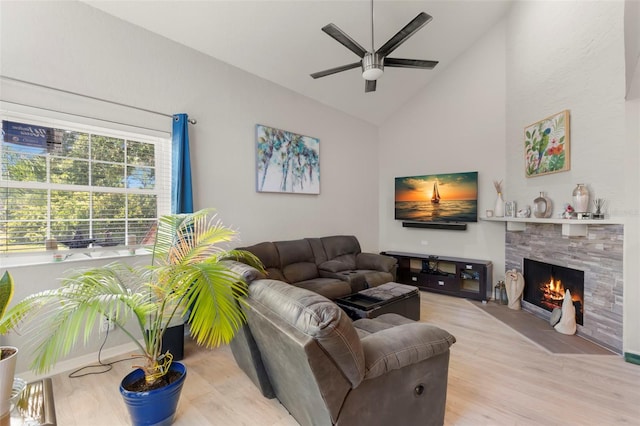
1 119 164 253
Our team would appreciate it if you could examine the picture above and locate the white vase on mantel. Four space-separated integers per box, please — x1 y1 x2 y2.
572 184 590 213
494 193 504 217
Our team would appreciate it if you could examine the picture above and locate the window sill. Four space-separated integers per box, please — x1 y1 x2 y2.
1 246 151 269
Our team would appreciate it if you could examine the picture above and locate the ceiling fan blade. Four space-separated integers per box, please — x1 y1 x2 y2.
385 58 439 69
365 79 377 93
310 62 362 79
376 12 432 58
322 23 368 58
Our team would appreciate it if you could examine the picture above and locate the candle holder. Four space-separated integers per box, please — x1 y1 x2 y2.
593 198 605 219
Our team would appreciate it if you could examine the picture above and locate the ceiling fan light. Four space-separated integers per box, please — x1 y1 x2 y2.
362 67 383 81
362 53 384 80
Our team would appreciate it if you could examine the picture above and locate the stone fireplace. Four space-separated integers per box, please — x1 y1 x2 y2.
505 223 623 353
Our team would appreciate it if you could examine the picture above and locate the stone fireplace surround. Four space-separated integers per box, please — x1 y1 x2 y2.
505 223 623 353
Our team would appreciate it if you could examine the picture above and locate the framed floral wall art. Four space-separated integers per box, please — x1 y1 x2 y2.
524 110 570 177
256 124 320 194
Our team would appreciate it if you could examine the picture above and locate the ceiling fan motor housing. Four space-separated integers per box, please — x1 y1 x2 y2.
362 53 384 80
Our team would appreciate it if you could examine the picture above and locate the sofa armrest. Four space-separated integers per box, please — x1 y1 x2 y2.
318 259 350 273
360 323 455 380
356 253 397 273
221 260 266 284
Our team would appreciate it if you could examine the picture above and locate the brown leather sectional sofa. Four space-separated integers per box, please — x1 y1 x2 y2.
239 235 398 299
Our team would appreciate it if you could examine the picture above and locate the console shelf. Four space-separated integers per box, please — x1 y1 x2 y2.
382 251 493 302
480 216 622 237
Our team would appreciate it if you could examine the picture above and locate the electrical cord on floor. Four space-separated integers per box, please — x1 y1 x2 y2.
68 324 144 378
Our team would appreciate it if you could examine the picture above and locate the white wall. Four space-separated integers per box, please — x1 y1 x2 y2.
379 22 507 280
505 1 626 212
505 1 639 356
0 1 379 375
625 0 640 100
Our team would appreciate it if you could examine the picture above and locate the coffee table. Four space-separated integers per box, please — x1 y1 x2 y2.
335 282 420 321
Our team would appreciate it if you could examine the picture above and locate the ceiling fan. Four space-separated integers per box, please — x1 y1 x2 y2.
310 0 438 93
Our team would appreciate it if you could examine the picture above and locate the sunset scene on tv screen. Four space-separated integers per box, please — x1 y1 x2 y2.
395 172 478 201
395 172 478 223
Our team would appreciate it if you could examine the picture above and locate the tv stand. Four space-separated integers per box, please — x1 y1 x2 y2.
382 251 492 302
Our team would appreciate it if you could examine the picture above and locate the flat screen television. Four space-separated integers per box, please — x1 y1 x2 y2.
395 171 478 223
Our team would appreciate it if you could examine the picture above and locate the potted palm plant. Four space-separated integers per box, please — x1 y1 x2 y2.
0 271 17 423
0 209 263 425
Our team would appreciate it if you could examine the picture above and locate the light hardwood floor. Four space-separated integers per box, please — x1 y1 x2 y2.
52 292 640 425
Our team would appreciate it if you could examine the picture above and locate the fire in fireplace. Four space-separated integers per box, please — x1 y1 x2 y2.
523 258 584 325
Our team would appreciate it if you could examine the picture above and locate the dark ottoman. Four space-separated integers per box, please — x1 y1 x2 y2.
336 281 420 321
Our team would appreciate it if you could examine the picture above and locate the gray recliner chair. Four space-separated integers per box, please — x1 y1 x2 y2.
231 278 456 426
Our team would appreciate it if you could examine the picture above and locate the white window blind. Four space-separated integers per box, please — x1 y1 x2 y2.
1 114 171 254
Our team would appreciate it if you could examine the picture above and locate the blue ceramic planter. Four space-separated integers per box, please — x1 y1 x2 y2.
119 362 187 426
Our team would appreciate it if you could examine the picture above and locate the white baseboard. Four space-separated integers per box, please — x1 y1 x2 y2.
17 341 141 383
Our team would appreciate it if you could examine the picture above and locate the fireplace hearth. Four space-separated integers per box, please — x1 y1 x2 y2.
523 258 584 325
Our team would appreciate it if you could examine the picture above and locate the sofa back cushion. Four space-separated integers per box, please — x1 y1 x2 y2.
240 242 285 281
248 279 365 387
305 237 327 264
321 235 361 269
274 239 319 283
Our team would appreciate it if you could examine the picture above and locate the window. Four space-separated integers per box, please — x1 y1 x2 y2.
1 115 170 254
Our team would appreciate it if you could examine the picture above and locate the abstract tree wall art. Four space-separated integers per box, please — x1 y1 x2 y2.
524 110 570 177
256 124 320 194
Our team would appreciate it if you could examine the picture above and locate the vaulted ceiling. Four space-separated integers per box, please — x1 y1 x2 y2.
84 1 513 125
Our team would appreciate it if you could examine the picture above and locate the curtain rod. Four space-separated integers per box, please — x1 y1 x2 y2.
0 99 171 135
0 75 196 125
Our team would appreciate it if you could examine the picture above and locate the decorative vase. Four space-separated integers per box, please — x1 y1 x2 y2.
572 184 590 213
494 193 504 217
0 347 18 422
533 192 552 218
120 362 187 426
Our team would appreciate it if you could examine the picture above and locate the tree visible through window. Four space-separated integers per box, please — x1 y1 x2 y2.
1 118 170 253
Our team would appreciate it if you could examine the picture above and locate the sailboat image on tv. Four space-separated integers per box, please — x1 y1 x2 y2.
431 180 440 204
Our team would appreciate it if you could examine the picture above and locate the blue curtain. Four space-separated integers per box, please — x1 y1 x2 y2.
171 114 193 214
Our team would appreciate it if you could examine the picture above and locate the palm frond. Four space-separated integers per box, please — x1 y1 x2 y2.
2 263 155 374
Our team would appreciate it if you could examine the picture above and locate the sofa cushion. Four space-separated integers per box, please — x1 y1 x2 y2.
321 235 361 258
356 252 397 273
282 262 318 283
274 239 320 283
305 238 328 264
240 242 286 281
356 270 393 288
249 279 365 387
321 235 361 269
291 278 352 300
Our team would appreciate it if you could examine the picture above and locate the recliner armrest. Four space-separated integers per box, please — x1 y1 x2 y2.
220 260 266 284
360 323 456 380
318 259 350 273
356 252 397 273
